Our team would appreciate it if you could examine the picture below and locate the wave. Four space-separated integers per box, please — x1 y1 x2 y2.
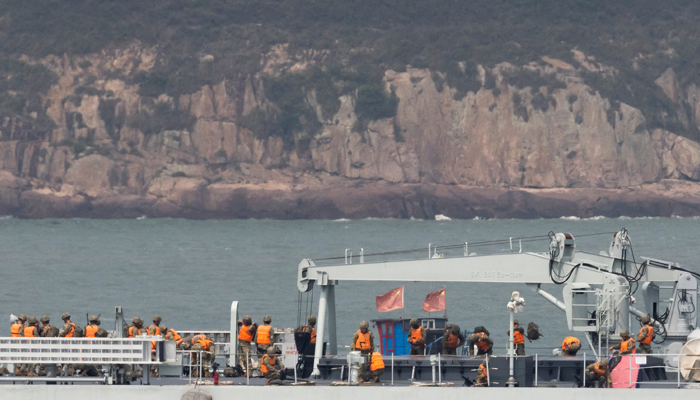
0 215 12 220
559 216 580 220
333 218 350 222
434 214 451 221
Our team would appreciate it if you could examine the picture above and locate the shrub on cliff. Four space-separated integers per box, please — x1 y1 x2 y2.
355 85 398 121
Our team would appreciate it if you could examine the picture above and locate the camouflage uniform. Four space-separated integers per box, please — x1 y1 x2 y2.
351 321 375 355
191 334 216 378
40 316 59 337
11 315 26 375
585 360 611 388
407 318 426 355
442 325 466 355
609 330 635 355
237 316 257 375
507 320 526 356
359 352 384 383
58 313 78 337
21 317 42 376
148 315 162 335
467 332 493 356
261 347 285 384
638 316 654 354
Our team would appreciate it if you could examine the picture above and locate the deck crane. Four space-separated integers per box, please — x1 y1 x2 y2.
297 229 698 376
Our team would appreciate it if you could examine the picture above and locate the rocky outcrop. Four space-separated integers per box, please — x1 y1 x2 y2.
2 44 700 218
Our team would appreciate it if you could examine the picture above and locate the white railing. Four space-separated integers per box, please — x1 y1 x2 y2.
0 337 165 364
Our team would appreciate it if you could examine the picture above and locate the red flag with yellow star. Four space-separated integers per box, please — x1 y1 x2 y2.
423 288 446 312
376 286 404 312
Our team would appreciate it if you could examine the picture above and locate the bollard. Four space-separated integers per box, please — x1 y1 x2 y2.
430 354 438 385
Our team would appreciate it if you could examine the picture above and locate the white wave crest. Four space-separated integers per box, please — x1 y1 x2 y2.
333 218 350 222
435 214 451 221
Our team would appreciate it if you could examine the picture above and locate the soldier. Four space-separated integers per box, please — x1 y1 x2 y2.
609 330 636 354
40 316 59 337
304 316 317 345
58 313 80 337
351 321 375 355
475 361 489 387
638 315 655 354
562 336 581 356
237 315 258 376
359 351 384 383
125 317 148 337
190 334 215 378
255 315 273 356
148 315 162 336
407 318 426 355
585 359 610 388
507 319 526 355
85 315 109 338
22 317 41 376
163 325 184 347
468 330 492 356
11 314 26 337
261 346 285 385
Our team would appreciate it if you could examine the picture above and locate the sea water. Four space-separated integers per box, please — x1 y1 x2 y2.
0 216 698 355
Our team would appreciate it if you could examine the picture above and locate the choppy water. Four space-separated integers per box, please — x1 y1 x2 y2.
1 216 698 355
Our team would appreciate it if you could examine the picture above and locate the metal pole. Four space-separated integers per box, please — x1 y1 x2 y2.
583 353 586 387
678 355 681 388
535 354 538 387
629 354 632 388
246 352 249 386
391 353 394 386
438 353 442 384
507 310 516 387
327 285 338 355
312 284 329 377
486 354 490 387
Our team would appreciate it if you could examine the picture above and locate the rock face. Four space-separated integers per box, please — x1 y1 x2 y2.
1 43 700 219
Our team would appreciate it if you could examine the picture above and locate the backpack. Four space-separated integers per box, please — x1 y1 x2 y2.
72 324 84 338
473 326 490 336
526 322 543 342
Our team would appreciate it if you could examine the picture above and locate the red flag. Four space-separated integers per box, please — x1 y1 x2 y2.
423 288 446 312
376 286 404 312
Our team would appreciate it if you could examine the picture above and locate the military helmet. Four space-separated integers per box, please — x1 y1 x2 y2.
61 313 70 321
263 316 272 323
620 329 630 338
28 317 38 325
410 318 419 326
513 319 519 325
451 325 461 334
360 321 369 329
469 333 479 342
160 325 168 333
308 316 316 325
267 346 277 355
599 359 608 367
89 315 100 323
18 314 27 321
242 315 252 325
40 315 50 323
132 317 143 325
641 315 651 324
153 315 162 322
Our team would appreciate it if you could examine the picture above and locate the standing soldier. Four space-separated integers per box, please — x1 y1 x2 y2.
507 319 526 355
609 330 636 354
40 316 59 337
638 315 655 354
238 316 257 376
585 359 610 388
261 346 285 385
58 313 79 337
562 336 581 356
255 316 273 356
11 314 26 337
148 316 162 335
351 321 375 355
85 316 108 338
125 317 148 337
443 325 467 355
304 316 317 345
408 318 426 355
22 317 41 376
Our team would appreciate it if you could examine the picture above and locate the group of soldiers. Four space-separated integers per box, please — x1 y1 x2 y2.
236 314 290 384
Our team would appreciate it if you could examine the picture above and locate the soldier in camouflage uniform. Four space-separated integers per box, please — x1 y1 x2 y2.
58 313 79 337
407 318 426 355
40 316 59 337
261 346 285 384
255 315 274 356
148 315 163 335
585 359 611 388
85 315 109 338
638 315 655 354
237 315 257 376
190 334 216 378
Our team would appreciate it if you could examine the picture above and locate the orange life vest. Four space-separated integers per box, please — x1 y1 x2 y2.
562 336 580 350
639 326 654 345
355 330 371 350
620 338 636 353
514 331 525 345
10 323 22 337
149 325 161 336
444 333 459 348
370 352 384 371
24 326 39 337
593 362 607 376
193 335 212 351
477 364 488 383
410 327 424 344
257 325 272 345
238 325 254 342
128 326 147 338
170 329 183 345
475 332 489 351
260 354 275 374
85 325 99 338
310 327 317 344
64 322 76 338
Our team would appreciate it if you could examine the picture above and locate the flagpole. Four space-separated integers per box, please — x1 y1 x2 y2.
402 286 405 320
444 286 447 319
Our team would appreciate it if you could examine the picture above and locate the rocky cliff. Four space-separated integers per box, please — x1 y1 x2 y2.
2 43 700 219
